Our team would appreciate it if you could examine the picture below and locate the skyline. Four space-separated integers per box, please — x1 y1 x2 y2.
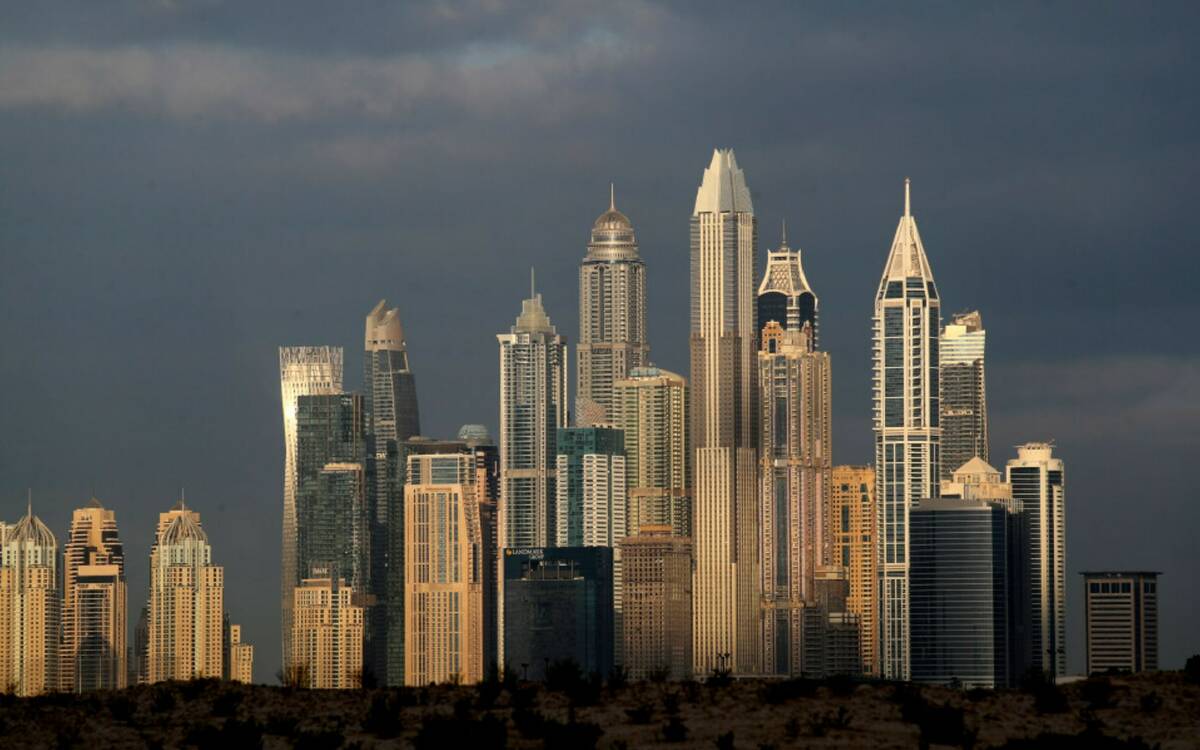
2 3 1197 683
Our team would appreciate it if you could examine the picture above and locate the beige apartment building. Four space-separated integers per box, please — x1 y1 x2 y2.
226 623 254 683
62 500 126 692
404 451 484 685
292 576 363 688
620 526 693 680
829 466 877 676
0 509 60 695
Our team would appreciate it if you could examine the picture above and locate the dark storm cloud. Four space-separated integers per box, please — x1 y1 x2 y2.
1 1 1197 680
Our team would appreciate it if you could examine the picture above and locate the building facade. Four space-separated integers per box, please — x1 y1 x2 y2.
940 311 988 480
279 346 344 670
498 289 568 549
503 547 613 680
620 527 693 680
830 466 878 676
404 451 485 685
873 180 941 680
1007 442 1066 677
690 148 759 676
758 319 832 676
577 187 649 426
1082 571 1159 675
364 300 421 685
910 498 1011 688
62 499 126 692
459 425 501 674
147 503 223 683
292 576 364 689
226 623 254 683
612 367 690 537
0 507 60 695
555 427 627 548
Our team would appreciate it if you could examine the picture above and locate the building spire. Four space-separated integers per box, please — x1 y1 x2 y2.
781 218 788 247
905 177 911 218
609 182 615 211
530 267 536 299
27 488 32 518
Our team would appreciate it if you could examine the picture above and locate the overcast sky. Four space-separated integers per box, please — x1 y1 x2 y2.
1 2 1197 682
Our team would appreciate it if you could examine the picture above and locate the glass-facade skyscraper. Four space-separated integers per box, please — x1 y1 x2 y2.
940 310 988 479
363 300 422 686
873 180 941 680
279 346 343 672
576 187 649 426
690 148 759 676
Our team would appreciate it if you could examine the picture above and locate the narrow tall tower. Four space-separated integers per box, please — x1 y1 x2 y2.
497 286 568 550
690 148 759 676
873 179 941 680
577 187 649 426
363 301 421 685
1007 442 1066 677
757 227 831 676
940 310 989 478
279 346 343 671
62 499 126 692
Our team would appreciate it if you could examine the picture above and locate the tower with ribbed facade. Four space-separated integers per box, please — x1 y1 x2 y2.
689 148 759 676
873 179 941 680
498 284 568 549
756 228 831 675
577 186 649 426
62 499 126 692
279 346 343 673
146 501 223 683
0 504 60 696
612 367 690 537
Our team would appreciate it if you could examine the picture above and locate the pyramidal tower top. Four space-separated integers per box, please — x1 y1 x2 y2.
878 178 937 290
693 148 753 215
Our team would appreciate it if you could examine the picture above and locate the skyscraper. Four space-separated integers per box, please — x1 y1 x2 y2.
404 450 485 685
555 427 627 548
1007 442 1066 677
756 226 818 346
873 179 941 680
503 547 613 680
1082 571 1159 675
940 311 989 479
620 527 693 680
458 425 501 673
279 346 344 670
364 300 421 685
147 502 223 683
830 466 878 676
497 286 568 549
0 505 60 696
62 500 126 692
690 148 759 676
577 186 649 426
292 575 364 688
612 366 690 537
758 318 832 676
910 498 1012 689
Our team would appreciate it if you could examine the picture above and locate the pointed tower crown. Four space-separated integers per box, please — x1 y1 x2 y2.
587 184 639 261
877 178 938 295
693 148 753 215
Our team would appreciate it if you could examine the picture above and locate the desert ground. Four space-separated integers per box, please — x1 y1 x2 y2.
1 670 1196 749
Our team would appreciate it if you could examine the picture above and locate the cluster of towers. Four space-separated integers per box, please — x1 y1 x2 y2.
276 148 1081 690
0 499 252 696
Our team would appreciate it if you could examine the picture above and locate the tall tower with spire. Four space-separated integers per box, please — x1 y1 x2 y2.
364 300 421 686
689 148 759 675
873 179 941 680
756 227 832 675
577 185 649 426
497 282 568 549
0 501 60 696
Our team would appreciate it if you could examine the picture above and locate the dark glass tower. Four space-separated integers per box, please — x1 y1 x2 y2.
755 225 818 347
363 300 421 686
